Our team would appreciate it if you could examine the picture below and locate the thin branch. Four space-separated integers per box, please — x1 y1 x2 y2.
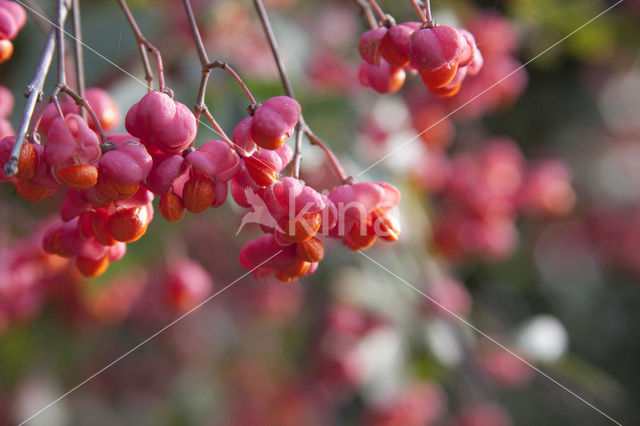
3 4 71 177
353 0 378 29
22 0 50 32
303 127 348 183
56 0 67 86
423 0 434 27
72 0 85 118
289 122 303 178
116 0 165 92
205 62 256 105
53 84 106 143
202 108 233 147
251 0 295 99
410 0 427 23
253 0 306 178
253 0 351 182
181 0 254 149
366 0 386 21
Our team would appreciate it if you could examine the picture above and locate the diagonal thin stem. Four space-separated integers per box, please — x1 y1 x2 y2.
56 0 67 86
71 0 85 118
353 0 378 29
22 0 49 32
116 0 165 92
410 0 427 23
53 84 106 143
303 127 348 182
253 0 350 183
181 0 253 149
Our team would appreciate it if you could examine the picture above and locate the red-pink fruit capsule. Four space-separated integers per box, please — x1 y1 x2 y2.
45 114 101 168
250 96 301 151
125 91 196 155
358 27 387 65
97 140 152 200
164 259 213 312
466 48 484 76
232 116 257 157
358 60 406 94
0 7 17 40
0 1 25 33
85 87 121 132
457 29 477 68
409 25 465 71
0 85 14 118
145 154 186 195
0 118 13 138
108 242 127 262
431 65 467 94
379 22 421 68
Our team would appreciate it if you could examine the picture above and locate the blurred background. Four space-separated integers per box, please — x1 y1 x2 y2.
1 0 640 424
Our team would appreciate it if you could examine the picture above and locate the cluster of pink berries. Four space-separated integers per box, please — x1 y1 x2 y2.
415 138 575 262
0 0 25 63
0 84 402 281
238 177 401 283
358 19 482 98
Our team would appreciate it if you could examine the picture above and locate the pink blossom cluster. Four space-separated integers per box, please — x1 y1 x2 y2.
415 138 575 262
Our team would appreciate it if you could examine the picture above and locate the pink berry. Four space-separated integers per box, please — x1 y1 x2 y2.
409 25 465 71
358 60 406 94
125 91 196 155
378 22 421 68
250 96 301 150
164 259 213 312
358 27 387 65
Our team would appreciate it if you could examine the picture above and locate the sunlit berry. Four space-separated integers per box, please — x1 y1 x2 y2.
182 175 216 213
76 254 110 277
54 164 99 189
159 191 185 222
296 237 324 263
108 206 150 243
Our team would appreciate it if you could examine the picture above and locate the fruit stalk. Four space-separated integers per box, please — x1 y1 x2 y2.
56 0 67 87
116 0 165 92
410 0 427 23
181 0 249 148
72 0 86 118
366 0 386 21
3 1 71 178
353 0 378 29
253 0 350 182
252 0 304 178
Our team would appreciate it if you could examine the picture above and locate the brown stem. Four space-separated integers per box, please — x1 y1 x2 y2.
353 0 378 29
53 84 107 143
253 0 306 176
56 0 67 86
410 0 427 22
205 62 257 105
3 4 70 177
366 0 386 21
303 127 348 183
253 0 352 183
116 0 165 92
252 0 295 99
423 0 434 27
201 107 233 148
289 122 303 178
22 0 50 32
71 0 86 118
181 0 255 151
